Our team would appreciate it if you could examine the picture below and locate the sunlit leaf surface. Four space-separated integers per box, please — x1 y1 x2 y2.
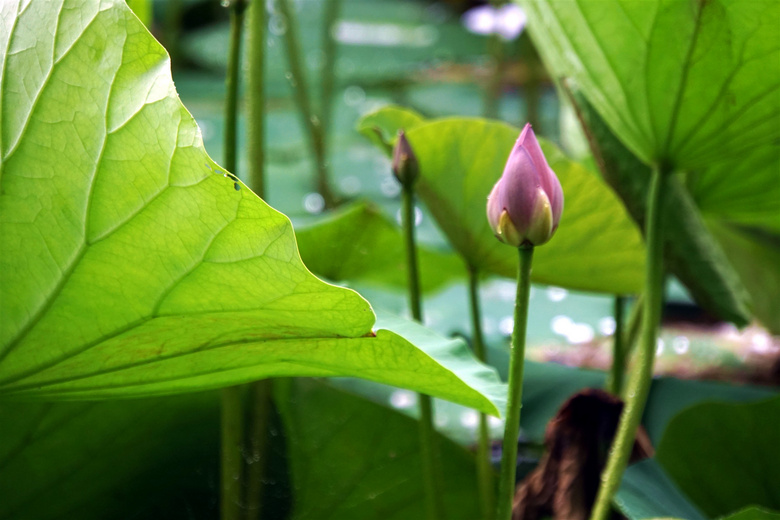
0 0 504 413
521 0 780 168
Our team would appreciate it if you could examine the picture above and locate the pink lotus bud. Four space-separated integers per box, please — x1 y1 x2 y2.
392 130 420 185
487 124 563 247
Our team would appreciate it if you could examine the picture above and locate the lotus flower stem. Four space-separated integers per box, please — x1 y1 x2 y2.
400 177 445 520
221 4 247 519
618 297 644 399
319 0 342 140
402 181 423 322
607 295 626 396
221 385 245 520
277 0 337 208
162 0 183 70
590 164 668 520
483 0 505 119
495 246 534 520
468 266 495 520
517 33 542 132
244 4 274 518
246 0 266 198
223 0 246 176
246 379 273 520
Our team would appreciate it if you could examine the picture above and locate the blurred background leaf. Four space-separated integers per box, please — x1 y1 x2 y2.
656 396 780 518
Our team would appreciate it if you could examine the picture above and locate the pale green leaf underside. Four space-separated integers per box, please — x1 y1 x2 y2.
0 0 503 414
406 118 645 294
521 0 780 168
690 142 780 233
568 87 753 326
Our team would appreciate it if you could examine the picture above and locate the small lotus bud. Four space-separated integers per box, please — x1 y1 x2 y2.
392 130 420 185
487 124 563 247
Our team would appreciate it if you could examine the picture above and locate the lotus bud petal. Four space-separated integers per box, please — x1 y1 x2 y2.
392 130 420 185
486 124 563 247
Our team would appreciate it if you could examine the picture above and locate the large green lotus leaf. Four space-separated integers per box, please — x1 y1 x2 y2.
641 376 776 445
296 202 464 293
614 459 708 520
405 118 645 294
356 105 426 154
276 378 482 520
520 0 780 168
568 86 752 326
0 393 219 520
643 510 780 520
656 396 780 517
0 0 504 413
717 508 780 520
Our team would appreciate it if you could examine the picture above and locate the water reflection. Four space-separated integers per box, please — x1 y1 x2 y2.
389 390 415 409
598 316 616 336
459 410 479 429
395 206 423 227
672 335 690 354
303 192 325 214
546 286 568 302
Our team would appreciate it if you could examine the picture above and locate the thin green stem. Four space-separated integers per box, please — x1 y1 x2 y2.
589 165 668 520
468 266 495 520
276 0 337 208
518 33 542 131
495 246 534 520
402 182 422 322
483 0 506 119
607 295 626 396
221 6 247 520
484 37 504 119
221 386 245 520
623 295 643 368
617 296 644 400
401 181 443 520
319 0 341 137
246 0 265 197
418 393 444 520
246 380 273 520
245 7 271 512
224 0 246 175
163 0 183 69
467 267 487 363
